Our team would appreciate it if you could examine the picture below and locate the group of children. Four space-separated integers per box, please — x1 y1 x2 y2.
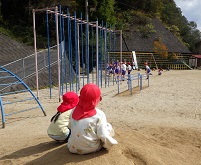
47 83 118 154
106 61 135 80
106 61 161 80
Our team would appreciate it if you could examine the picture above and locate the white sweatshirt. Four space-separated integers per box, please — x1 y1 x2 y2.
67 108 118 154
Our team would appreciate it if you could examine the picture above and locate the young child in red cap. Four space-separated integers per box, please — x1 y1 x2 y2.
127 62 132 75
144 62 151 79
67 83 117 154
47 91 79 142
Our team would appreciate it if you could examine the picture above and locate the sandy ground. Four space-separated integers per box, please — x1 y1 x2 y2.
1 69 201 165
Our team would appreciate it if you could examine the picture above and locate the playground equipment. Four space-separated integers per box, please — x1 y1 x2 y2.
0 6 124 128
139 74 150 90
0 66 46 128
32 6 123 101
127 73 140 95
117 72 149 95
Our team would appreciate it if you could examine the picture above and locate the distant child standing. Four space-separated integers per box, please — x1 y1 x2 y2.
144 62 151 79
47 92 79 142
114 61 120 76
127 62 132 75
121 62 127 79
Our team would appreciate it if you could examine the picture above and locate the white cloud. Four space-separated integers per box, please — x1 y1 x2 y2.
174 0 201 31
175 0 198 10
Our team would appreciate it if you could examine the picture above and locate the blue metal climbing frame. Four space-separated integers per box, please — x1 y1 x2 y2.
0 66 46 128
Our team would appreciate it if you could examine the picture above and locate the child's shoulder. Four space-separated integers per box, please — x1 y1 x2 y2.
95 108 105 115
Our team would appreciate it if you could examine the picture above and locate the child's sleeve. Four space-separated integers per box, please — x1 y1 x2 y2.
97 112 118 149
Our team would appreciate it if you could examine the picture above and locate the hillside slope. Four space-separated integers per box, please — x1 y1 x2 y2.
0 34 34 66
0 34 61 91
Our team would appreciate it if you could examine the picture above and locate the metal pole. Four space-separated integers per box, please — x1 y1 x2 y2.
46 10 52 99
104 28 107 88
120 30 122 79
32 9 39 99
74 11 79 93
55 6 61 102
59 6 64 96
86 16 89 83
0 96 6 128
100 22 103 87
120 30 122 64
80 13 85 87
77 23 80 90
85 0 89 84
96 20 99 86
91 26 94 83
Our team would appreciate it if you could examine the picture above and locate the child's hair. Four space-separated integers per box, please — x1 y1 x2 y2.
50 91 79 123
51 112 61 123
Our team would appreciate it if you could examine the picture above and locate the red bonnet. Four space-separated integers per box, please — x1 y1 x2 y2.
72 83 101 120
57 91 79 113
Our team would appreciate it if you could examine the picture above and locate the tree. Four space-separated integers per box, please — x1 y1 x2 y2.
75 0 116 25
96 0 116 25
139 23 156 38
153 37 168 66
0 0 200 52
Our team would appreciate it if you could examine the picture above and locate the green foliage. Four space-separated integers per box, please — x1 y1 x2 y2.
168 25 180 36
0 0 200 52
139 24 156 38
150 0 163 15
0 27 12 36
115 11 130 30
133 12 151 25
75 0 116 25
96 0 116 24
115 0 201 52
0 16 18 39
115 10 156 37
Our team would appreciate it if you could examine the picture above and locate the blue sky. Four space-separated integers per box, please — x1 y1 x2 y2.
174 0 201 31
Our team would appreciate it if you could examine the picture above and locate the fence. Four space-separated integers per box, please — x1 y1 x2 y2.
117 73 150 95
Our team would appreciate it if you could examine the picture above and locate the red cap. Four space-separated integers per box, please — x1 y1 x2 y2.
72 83 101 120
57 92 79 113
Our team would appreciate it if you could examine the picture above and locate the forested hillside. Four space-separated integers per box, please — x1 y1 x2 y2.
0 0 200 52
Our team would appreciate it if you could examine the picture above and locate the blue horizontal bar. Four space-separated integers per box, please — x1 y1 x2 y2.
0 82 22 86
5 106 40 116
0 76 15 79
0 89 29 96
3 97 35 105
